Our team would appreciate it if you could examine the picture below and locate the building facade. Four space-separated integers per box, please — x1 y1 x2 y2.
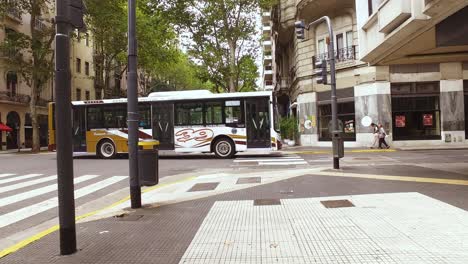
0 7 95 151
267 0 468 148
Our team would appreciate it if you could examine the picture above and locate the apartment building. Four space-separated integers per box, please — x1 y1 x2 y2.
268 0 468 148
355 0 468 148
0 7 95 151
262 9 275 91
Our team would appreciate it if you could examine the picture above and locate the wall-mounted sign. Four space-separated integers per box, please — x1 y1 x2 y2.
361 116 372 127
423 114 433 126
395 115 406 128
345 120 355 133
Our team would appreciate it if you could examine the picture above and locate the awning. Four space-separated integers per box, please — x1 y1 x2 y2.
0 123 12 132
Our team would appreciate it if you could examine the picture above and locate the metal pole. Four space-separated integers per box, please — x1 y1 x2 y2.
55 0 77 255
306 16 341 169
127 0 141 208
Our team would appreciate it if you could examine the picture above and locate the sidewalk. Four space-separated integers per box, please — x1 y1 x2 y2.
0 147 49 154
1 164 468 263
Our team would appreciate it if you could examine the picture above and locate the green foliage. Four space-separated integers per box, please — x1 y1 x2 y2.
280 116 298 140
161 0 261 93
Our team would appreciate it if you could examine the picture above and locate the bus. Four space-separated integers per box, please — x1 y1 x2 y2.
48 90 282 159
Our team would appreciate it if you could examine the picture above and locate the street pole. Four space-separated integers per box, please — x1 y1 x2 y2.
55 0 77 255
301 16 341 169
127 0 141 208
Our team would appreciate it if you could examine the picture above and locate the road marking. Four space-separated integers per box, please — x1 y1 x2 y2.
0 175 196 259
313 171 468 186
234 158 304 163
0 175 100 207
0 176 127 229
259 161 308 166
0 174 43 185
0 175 57 194
286 149 397 155
0 174 15 178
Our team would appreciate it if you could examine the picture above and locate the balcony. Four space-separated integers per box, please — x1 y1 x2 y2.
6 7 22 22
34 18 47 31
313 46 357 65
0 91 30 104
262 10 271 23
263 25 272 33
279 77 290 91
378 0 412 34
264 80 274 91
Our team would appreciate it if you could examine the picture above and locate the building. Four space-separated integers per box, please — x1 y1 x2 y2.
268 0 468 148
0 7 95 151
354 0 468 148
262 9 275 91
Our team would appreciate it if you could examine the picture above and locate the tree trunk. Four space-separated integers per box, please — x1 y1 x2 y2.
30 81 41 153
228 41 237 93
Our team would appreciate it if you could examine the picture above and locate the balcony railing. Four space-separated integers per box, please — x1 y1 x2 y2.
6 7 22 21
314 46 356 65
0 91 30 104
0 47 17 59
34 18 47 31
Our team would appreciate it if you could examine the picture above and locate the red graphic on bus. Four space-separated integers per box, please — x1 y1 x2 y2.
176 129 214 143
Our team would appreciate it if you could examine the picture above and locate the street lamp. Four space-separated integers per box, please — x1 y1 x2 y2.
295 17 344 169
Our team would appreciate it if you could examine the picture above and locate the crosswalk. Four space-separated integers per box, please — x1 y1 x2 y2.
0 172 127 233
233 155 309 166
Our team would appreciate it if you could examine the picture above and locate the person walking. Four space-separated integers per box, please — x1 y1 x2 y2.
370 123 379 149
378 123 390 149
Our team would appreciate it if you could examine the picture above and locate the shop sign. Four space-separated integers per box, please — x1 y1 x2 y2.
423 114 433 126
395 115 406 128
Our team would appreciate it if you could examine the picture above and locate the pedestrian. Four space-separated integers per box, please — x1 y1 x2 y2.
378 123 390 149
370 123 379 149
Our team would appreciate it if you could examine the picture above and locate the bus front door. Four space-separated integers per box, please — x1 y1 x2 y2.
72 106 87 152
152 103 175 150
246 99 271 148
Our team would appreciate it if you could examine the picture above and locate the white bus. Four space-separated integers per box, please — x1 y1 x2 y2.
49 90 282 158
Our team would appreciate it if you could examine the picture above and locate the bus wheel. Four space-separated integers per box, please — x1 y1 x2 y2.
97 140 117 159
214 138 235 159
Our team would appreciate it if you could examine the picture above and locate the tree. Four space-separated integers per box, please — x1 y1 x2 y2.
162 0 269 93
0 0 55 153
85 0 180 98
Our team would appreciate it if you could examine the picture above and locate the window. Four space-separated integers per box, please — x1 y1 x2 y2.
346 31 353 48
336 33 344 51
318 102 356 141
85 90 90 100
85 62 90 76
225 100 243 125
87 107 102 129
76 30 81 42
318 39 325 55
464 81 467 139
392 82 441 141
76 58 81 73
6 71 17 97
85 33 89 46
102 104 127 129
139 104 151 129
96 90 102 100
205 102 223 124
175 103 204 125
76 88 81 101
368 0 383 16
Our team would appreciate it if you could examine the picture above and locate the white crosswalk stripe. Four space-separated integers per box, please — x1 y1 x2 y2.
0 174 15 178
0 176 127 228
0 174 43 185
233 155 308 166
0 175 100 207
0 175 57 194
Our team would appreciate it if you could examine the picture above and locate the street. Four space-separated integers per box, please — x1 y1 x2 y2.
0 148 468 263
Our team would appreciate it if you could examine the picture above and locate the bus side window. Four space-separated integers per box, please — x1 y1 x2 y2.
225 100 243 127
139 104 151 129
87 107 103 130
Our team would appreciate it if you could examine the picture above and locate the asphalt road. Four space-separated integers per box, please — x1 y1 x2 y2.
0 148 467 255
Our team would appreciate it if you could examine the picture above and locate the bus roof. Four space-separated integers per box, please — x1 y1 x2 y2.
71 90 273 106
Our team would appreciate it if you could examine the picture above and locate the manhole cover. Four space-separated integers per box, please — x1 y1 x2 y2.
254 199 281 206
188 182 219 192
236 177 261 184
321 199 355 208
114 215 144 221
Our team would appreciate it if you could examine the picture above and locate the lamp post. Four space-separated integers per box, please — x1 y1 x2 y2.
295 16 343 169
127 0 141 208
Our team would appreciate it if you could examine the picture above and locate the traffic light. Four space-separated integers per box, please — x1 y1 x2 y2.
69 0 86 31
315 59 328 84
294 21 305 40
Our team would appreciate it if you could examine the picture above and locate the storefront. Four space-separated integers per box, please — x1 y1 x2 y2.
317 88 356 141
391 82 441 141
